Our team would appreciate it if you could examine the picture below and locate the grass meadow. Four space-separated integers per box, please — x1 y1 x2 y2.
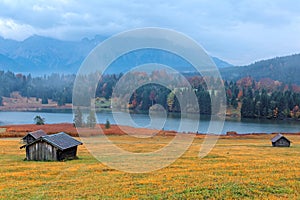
0 134 300 199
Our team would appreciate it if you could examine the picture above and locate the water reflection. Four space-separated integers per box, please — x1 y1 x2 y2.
0 110 299 134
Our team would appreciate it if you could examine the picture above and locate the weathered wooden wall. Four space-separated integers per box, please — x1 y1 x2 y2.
26 141 58 161
58 147 77 161
23 135 35 144
272 138 290 147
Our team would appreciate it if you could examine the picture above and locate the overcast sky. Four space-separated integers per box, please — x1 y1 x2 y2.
0 0 300 65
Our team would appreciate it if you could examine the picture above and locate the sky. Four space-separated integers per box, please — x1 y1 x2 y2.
0 0 300 65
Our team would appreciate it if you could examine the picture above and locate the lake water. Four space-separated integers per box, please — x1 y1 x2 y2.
0 111 299 134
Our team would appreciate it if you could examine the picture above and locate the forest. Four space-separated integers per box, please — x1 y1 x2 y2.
1 70 300 120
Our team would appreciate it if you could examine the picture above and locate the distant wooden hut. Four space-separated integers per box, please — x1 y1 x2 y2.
271 134 291 147
226 131 238 136
20 132 82 161
22 130 47 144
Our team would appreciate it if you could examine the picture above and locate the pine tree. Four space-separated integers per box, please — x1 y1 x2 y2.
232 98 238 109
87 111 96 128
42 95 48 104
105 119 111 129
241 97 254 118
34 115 45 125
73 107 83 127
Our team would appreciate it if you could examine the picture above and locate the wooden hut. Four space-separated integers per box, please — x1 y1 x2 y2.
271 133 291 147
20 132 82 161
22 130 47 144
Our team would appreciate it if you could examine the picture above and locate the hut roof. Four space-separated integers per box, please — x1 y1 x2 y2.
42 132 82 150
271 133 290 143
21 132 82 150
23 130 47 140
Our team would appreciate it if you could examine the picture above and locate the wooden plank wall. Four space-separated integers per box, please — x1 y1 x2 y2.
27 141 58 160
58 147 77 160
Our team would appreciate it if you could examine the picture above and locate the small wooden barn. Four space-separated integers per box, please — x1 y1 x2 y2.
20 132 82 161
22 130 47 144
271 133 291 147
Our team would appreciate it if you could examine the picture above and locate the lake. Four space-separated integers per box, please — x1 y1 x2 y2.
0 111 299 134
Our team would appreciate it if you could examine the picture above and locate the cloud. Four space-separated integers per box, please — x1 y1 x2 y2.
0 0 299 65
0 18 36 40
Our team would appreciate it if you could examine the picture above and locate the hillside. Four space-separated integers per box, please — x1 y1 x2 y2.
220 54 300 84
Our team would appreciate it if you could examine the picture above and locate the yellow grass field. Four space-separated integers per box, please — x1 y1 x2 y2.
1 134 300 199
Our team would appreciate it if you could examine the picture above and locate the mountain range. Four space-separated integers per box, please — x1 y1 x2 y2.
0 35 300 84
0 35 232 75
0 35 106 74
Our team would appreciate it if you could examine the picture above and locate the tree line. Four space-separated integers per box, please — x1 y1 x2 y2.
0 71 74 106
1 70 300 120
0 71 121 106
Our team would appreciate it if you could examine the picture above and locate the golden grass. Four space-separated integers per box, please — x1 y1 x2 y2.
0 135 300 199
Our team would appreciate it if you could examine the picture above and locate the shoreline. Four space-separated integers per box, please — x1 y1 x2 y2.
0 105 72 112
1 108 300 123
0 123 299 138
